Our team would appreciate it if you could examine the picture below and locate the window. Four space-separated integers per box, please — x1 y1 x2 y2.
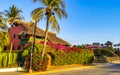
13 34 16 38
4 46 7 50
13 46 14 50
18 46 20 50
18 35 21 39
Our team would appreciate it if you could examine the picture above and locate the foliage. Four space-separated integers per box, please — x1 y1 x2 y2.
51 49 94 66
114 50 120 57
94 48 115 57
32 0 68 58
0 31 10 52
76 45 86 49
0 52 18 68
22 43 46 71
32 52 48 71
3 5 24 24
8 43 13 66
20 38 29 45
22 43 43 57
0 13 8 31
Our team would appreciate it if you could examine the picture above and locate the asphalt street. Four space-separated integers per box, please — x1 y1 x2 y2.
38 64 120 75
0 63 120 75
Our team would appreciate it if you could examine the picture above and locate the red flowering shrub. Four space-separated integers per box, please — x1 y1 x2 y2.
32 52 48 71
39 41 94 66
51 49 94 66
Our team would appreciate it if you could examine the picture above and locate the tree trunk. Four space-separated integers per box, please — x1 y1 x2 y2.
42 15 49 59
8 43 13 66
32 22 37 52
29 22 37 73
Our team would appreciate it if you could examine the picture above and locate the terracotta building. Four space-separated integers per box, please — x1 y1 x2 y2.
7 19 71 50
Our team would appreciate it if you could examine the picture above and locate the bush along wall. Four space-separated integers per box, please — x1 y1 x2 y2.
0 52 19 68
22 45 49 72
51 49 94 66
32 52 48 71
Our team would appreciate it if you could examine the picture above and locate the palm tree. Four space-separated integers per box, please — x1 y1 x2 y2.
4 5 24 25
32 0 68 58
0 13 8 31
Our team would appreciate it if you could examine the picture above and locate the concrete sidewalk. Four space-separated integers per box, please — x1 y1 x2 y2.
0 62 117 75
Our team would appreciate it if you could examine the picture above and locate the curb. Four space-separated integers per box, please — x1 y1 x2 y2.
0 67 23 72
21 66 96 75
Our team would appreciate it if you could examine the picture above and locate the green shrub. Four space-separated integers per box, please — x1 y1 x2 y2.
115 50 120 57
0 52 19 68
94 48 115 57
22 44 43 57
79 50 94 64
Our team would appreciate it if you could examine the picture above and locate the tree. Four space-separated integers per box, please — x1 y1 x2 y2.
32 0 68 58
3 5 24 25
0 31 10 52
3 5 24 49
0 13 9 52
0 12 8 31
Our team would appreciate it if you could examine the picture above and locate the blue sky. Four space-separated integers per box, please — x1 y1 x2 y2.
1 0 120 45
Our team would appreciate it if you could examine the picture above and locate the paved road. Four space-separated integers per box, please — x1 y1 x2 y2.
38 64 120 75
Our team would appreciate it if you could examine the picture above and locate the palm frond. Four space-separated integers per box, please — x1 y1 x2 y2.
53 8 68 19
4 5 24 23
33 0 37 2
32 0 67 33
53 8 62 19
60 8 68 18
49 15 60 33
31 7 45 22
43 0 49 6
49 0 56 6
59 0 66 9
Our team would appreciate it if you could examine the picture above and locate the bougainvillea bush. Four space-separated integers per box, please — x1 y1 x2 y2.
22 42 94 71
51 49 94 66
22 44 48 71
40 42 94 66
32 52 48 71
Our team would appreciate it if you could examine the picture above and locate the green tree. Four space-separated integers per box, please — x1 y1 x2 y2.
0 31 10 52
0 13 9 51
32 0 68 58
0 12 8 31
3 5 24 25
3 5 24 49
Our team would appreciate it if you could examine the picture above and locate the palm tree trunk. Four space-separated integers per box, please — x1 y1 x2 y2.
32 22 37 53
29 22 37 73
42 16 49 59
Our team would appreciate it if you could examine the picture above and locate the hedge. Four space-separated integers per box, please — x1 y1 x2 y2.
32 52 48 71
0 52 20 68
51 49 94 66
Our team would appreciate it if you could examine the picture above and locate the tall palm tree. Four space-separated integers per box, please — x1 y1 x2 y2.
32 0 68 58
4 5 24 25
